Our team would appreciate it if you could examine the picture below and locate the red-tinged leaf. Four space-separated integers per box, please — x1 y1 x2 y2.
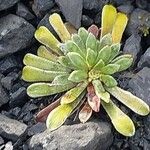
88 25 99 38
79 102 93 123
87 84 101 112
36 99 60 122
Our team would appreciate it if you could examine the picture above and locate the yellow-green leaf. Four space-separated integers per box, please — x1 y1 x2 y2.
101 64 120 74
112 13 128 43
92 59 105 71
34 26 62 55
61 82 88 104
49 13 71 42
101 99 135 137
101 5 117 37
86 33 97 51
37 45 58 62
78 27 89 44
101 75 117 87
65 22 77 35
106 86 150 116
22 66 68 82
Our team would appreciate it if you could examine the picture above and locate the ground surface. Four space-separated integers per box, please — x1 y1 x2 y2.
0 0 150 150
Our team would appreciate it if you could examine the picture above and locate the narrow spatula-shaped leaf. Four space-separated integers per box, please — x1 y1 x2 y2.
22 66 68 82
27 82 75 98
34 26 62 55
46 92 85 130
61 82 88 104
36 99 60 122
101 75 117 87
67 52 88 70
86 33 97 51
97 46 111 63
78 27 89 44
92 59 105 71
23 53 68 72
79 102 93 123
112 54 133 72
92 80 110 103
99 34 112 49
86 48 97 69
106 86 150 116
112 13 128 43
101 5 117 37
49 13 71 42
68 70 88 83
101 99 135 136
37 45 58 62
101 64 120 75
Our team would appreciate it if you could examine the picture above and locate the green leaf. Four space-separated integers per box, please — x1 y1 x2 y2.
86 33 97 51
101 99 135 136
101 75 117 87
79 102 93 123
92 80 110 103
49 13 71 42
66 41 85 57
22 66 68 82
106 86 150 116
99 33 112 49
34 26 62 55
86 48 97 69
37 45 58 62
101 64 120 74
23 53 68 72
78 27 89 44
68 70 88 83
27 82 75 98
46 92 85 131
67 52 88 70
101 5 117 37
61 82 88 104
109 43 121 61
112 54 133 72
92 59 105 71
72 34 86 54
97 46 111 63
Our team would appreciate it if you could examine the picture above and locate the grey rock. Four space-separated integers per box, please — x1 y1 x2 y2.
117 4 134 14
81 15 93 27
0 84 9 107
110 0 134 5
128 67 150 105
123 34 141 63
29 121 113 150
0 136 4 145
1 76 14 90
9 87 28 108
0 114 27 142
28 123 46 136
94 12 101 25
136 0 148 9
0 0 19 11
32 0 55 18
138 47 150 68
0 14 35 58
126 8 150 36
16 3 35 20
4 141 13 150
55 0 83 28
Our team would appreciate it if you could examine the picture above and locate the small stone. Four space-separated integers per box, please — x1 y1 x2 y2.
136 0 148 9
138 47 150 69
16 3 35 20
9 87 28 108
0 84 9 107
29 120 113 150
10 107 21 117
0 55 18 74
123 34 141 63
0 0 19 11
0 14 35 58
4 141 13 150
0 136 4 145
55 0 83 28
1 76 14 91
128 67 150 105
28 123 46 136
81 15 93 27
110 0 134 6
126 8 150 36
117 4 134 14
23 112 33 123
94 12 101 25
32 0 55 18
0 114 27 142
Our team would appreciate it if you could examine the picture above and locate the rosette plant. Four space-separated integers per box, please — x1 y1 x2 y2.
22 5 149 136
